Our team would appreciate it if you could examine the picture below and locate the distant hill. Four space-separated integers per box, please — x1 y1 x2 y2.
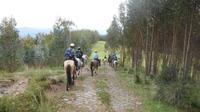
17 27 51 37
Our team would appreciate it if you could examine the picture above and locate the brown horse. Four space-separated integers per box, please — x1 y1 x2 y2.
108 55 112 66
90 60 99 76
64 60 76 91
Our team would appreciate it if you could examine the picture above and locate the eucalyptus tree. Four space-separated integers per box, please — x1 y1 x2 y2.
0 17 20 72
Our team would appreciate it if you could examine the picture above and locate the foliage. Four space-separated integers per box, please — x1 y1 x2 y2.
117 68 180 112
0 68 59 112
106 0 200 110
71 29 100 55
91 41 107 59
106 16 121 50
0 17 20 72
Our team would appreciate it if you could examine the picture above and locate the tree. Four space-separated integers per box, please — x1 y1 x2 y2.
0 17 20 72
106 16 121 50
119 3 127 66
48 17 75 66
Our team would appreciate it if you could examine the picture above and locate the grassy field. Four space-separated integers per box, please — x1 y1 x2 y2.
90 41 107 59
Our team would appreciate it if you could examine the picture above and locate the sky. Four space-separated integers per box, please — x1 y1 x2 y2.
0 0 125 34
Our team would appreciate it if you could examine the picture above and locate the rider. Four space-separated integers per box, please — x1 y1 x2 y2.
93 50 101 66
75 47 83 61
112 53 118 63
64 43 78 70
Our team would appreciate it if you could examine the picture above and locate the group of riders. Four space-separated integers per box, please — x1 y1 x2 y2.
64 43 118 90
64 43 118 71
64 43 83 70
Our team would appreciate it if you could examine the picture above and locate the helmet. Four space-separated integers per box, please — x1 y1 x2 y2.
70 43 75 47
78 47 81 50
95 50 98 53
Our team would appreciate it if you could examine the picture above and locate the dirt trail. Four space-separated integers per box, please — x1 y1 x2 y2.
58 69 107 112
48 66 141 112
0 76 28 97
105 66 142 112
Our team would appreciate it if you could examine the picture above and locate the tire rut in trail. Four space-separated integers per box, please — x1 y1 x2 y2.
62 70 106 112
106 66 142 112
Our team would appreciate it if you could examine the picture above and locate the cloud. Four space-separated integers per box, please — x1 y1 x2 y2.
0 0 125 34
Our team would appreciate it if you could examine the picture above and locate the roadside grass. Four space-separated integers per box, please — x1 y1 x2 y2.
96 78 111 107
0 67 64 112
117 68 181 112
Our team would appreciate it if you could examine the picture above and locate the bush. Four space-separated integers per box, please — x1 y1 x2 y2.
157 65 200 111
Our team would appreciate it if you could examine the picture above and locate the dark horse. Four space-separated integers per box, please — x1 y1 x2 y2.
108 55 112 66
90 60 99 76
64 60 76 91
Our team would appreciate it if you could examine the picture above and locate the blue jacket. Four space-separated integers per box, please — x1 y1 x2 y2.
93 53 99 60
64 47 75 59
112 54 117 61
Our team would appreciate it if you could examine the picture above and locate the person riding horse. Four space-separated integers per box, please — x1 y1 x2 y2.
64 43 78 90
64 43 78 70
90 50 100 76
112 53 118 63
75 47 83 62
111 53 118 69
93 50 101 66
102 55 107 65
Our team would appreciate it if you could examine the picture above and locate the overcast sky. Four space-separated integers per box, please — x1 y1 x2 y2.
0 0 125 34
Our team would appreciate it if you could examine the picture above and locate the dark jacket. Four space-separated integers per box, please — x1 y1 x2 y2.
75 49 83 58
64 47 75 60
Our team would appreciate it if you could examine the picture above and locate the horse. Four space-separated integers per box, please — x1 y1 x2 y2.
82 54 88 66
64 60 76 91
108 55 112 66
112 60 118 70
75 57 83 76
90 60 99 76
102 58 107 65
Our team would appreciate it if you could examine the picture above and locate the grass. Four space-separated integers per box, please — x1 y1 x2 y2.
91 41 107 59
0 67 64 112
96 78 111 106
117 68 181 112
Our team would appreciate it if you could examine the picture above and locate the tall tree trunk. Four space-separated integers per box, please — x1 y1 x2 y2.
170 21 177 66
181 23 188 79
184 13 193 80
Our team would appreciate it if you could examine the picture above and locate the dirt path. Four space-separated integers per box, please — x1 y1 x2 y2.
54 68 107 112
48 66 141 112
0 76 28 97
105 66 142 112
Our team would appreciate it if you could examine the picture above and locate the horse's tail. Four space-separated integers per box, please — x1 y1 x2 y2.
90 61 94 76
66 65 72 85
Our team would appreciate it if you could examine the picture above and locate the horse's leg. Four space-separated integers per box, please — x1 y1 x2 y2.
65 68 68 91
90 62 94 76
95 69 97 75
95 66 98 75
65 67 70 91
91 68 94 76
72 69 75 85
66 78 69 91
